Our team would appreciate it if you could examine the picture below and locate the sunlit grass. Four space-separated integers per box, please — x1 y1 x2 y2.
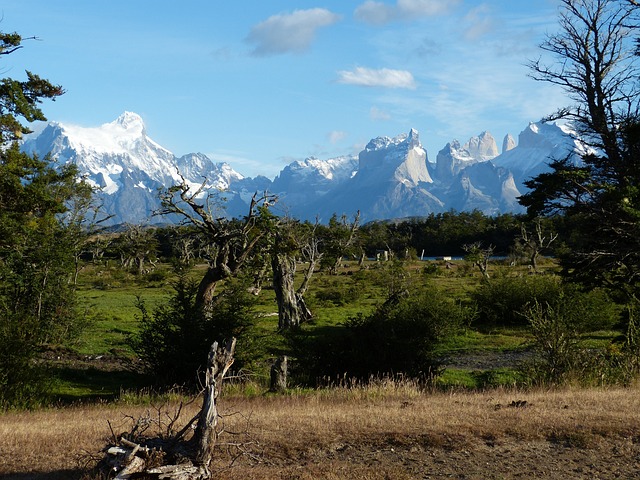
2 383 639 478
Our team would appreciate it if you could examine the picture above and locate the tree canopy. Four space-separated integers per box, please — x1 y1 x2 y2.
520 0 640 305
0 30 93 408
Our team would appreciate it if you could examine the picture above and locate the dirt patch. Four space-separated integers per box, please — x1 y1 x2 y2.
444 349 536 370
210 437 640 479
39 346 141 373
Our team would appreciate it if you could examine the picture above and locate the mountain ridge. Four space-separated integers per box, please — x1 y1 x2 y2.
21 112 584 225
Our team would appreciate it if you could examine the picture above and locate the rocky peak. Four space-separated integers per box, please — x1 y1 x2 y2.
357 129 431 187
502 133 516 153
463 131 498 161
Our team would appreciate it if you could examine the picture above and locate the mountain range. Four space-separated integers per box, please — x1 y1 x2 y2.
21 112 584 225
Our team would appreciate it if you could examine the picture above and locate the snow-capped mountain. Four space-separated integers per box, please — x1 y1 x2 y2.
22 112 585 225
271 155 358 216
433 131 499 182
22 112 244 224
492 122 588 191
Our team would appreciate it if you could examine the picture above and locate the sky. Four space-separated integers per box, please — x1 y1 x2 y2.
2 0 567 179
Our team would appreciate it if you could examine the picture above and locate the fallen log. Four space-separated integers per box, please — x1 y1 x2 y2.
96 338 237 479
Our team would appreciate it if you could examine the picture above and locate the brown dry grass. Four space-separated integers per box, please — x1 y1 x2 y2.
1 383 640 479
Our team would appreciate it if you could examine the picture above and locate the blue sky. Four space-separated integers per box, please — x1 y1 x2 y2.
3 0 565 178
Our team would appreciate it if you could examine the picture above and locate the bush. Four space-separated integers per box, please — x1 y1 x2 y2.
471 276 618 330
521 294 631 387
131 274 259 389
291 285 469 384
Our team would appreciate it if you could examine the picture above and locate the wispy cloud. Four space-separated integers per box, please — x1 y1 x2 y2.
370 106 391 120
463 5 498 40
246 8 341 56
337 67 416 89
328 130 347 144
355 0 460 25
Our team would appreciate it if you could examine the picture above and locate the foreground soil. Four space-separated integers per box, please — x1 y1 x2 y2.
1 386 639 479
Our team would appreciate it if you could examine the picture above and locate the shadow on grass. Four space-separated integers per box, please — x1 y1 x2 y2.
0 470 86 480
50 365 152 403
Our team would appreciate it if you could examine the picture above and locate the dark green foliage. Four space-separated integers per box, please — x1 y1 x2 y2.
520 1 640 309
471 276 618 331
314 284 360 306
522 298 635 387
132 274 259 388
0 30 93 408
0 148 93 408
360 211 521 258
291 285 468 383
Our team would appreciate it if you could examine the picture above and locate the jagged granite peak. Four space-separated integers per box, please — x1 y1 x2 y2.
433 131 496 182
492 121 589 191
502 133 516 153
271 155 358 217
463 131 499 161
176 152 244 191
358 129 432 187
446 161 523 215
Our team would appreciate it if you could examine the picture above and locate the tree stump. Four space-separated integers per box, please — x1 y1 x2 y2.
270 355 288 392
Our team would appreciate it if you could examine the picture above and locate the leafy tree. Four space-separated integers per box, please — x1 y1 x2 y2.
318 212 360 273
0 31 93 406
521 0 640 305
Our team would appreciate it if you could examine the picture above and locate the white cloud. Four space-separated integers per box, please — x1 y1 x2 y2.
354 1 396 25
246 8 341 56
463 5 497 40
337 67 416 89
355 0 460 24
328 130 347 144
370 106 391 120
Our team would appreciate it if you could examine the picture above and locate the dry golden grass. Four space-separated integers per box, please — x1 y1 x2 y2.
1 383 640 479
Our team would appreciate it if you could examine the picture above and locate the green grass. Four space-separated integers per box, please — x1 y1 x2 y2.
44 258 629 402
76 285 172 355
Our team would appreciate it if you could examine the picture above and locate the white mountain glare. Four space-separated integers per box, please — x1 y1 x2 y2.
22 112 585 224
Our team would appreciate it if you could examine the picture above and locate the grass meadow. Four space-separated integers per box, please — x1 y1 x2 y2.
1 383 639 478
2 258 639 478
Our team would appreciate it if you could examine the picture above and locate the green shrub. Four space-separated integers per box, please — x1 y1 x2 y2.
471 276 618 331
315 285 360 306
131 274 259 389
521 295 630 386
291 286 470 384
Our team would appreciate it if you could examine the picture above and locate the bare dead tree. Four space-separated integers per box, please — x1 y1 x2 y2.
97 338 237 479
271 218 321 330
519 218 559 273
157 172 277 314
463 242 494 281
528 0 639 162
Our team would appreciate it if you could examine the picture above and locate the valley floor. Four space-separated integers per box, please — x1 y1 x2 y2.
1 386 639 479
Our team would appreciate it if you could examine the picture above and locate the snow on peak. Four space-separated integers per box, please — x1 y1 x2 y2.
364 128 421 152
112 111 145 132
358 129 431 186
